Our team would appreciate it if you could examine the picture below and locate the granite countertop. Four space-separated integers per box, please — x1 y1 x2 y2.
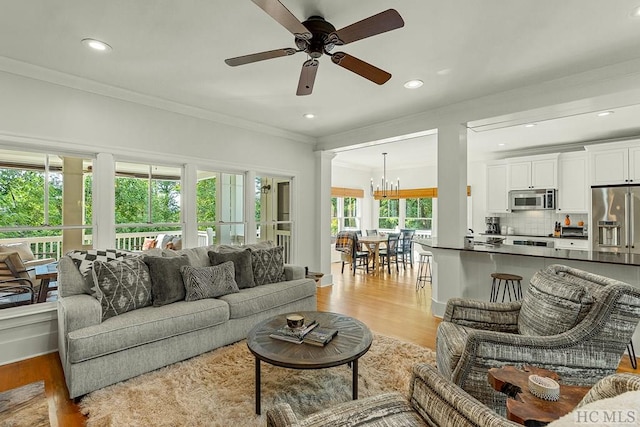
415 238 640 266
479 233 588 240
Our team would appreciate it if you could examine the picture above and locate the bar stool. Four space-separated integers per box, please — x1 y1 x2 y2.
490 273 523 302
416 250 432 290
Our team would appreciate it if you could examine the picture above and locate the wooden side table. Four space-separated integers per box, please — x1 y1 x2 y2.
34 262 58 303
488 365 590 426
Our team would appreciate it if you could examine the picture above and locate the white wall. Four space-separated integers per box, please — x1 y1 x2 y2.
0 70 320 364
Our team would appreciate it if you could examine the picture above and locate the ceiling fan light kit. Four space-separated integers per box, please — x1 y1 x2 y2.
225 0 404 95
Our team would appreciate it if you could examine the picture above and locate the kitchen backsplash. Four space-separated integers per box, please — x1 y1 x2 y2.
491 211 588 236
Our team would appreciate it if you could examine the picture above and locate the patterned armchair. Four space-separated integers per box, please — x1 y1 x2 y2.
334 231 369 275
266 363 640 427
436 264 640 414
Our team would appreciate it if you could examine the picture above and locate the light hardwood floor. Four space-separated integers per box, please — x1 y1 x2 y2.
1 261 637 426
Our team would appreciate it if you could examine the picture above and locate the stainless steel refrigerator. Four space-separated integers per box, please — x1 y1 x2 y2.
592 185 640 254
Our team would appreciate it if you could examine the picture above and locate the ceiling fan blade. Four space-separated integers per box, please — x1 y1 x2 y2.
331 52 391 85
251 0 312 40
225 48 297 66
330 9 404 45
296 59 319 96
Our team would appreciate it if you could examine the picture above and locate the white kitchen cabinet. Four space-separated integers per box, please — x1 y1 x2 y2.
557 152 588 213
554 239 589 251
589 141 640 185
486 163 509 213
508 156 558 190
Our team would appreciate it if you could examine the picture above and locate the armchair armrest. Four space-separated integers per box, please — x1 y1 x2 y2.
266 404 302 427
444 298 521 333
409 363 517 426
578 373 640 407
0 278 35 303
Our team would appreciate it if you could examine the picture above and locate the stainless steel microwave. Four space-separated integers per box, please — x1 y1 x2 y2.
509 189 556 211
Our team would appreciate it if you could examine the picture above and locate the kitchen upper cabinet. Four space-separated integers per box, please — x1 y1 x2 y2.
588 140 640 185
557 152 588 213
508 156 558 190
486 163 509 212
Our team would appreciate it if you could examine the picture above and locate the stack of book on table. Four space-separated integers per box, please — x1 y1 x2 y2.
270 320 338 346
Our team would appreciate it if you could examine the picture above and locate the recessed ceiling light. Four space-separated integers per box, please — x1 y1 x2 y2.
498 143 505 146
303 113 315 119
631 6 640 17
81 38 112 52
403 79 423 89
436 68 452 76
524 123 536 128
597 111 614 117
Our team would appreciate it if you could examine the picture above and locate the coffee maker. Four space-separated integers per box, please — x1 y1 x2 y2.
485 217 500 234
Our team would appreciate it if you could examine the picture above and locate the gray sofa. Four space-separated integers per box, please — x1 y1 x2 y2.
267 363 640 427
57 244 317 399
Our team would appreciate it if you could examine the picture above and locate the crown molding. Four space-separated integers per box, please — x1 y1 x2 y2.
0 56 316 145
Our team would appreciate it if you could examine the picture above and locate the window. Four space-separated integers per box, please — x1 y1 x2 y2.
0 149 93 307
114 162 182 250
405 198 432 231
331 196 361 236
197 170 244 246
378 198 399 229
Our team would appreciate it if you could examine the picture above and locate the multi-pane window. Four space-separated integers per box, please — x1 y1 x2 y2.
378 198 399 229
114 162 182 249
0 149 93 255
331 196 361 236
405 198 432 230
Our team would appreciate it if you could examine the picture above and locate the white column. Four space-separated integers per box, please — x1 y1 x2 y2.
182 164 198 248
436 121 468 246
93 153 116 248
317 151 336 286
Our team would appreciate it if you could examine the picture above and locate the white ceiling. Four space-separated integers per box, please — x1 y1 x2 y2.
1 0 640 166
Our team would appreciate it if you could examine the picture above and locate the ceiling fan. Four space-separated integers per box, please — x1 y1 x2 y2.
225 0 404 95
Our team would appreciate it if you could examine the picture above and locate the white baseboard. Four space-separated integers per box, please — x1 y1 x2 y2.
0 303 58 365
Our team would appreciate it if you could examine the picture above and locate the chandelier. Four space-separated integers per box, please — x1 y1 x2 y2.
370 152 399 198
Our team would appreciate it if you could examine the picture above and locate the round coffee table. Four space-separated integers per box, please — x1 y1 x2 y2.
247 311 373 415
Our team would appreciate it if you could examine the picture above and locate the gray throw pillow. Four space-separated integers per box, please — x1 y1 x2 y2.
251 246 286 286
208 249 256 289
92 257 152 321
180 261 239 301
143 255 191 306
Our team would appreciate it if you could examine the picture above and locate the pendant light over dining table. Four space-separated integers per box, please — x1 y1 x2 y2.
371 152 399 198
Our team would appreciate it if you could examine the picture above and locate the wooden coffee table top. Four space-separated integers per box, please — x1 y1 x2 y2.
247 311 373 369
488 365 591 426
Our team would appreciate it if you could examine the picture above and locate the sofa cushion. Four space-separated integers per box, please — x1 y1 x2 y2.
173 245 216 267
518 269 594 336
180 261 239 301
435 322 469 379
251 246 286 286
66 298 230 363
92 257 153 320
208 249 255 289
218 278 316 319
0 242 35 261
144 255 190 306
216 241 274 253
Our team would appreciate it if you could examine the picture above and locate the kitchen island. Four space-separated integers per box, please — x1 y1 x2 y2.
416 237 640 350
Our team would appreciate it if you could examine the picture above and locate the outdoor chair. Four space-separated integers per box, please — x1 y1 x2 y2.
0 241 56 269
379 233 400 273
0 251 37 308
436 264 640 415
365 229 378 236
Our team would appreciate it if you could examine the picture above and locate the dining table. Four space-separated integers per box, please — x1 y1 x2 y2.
357 235 388 273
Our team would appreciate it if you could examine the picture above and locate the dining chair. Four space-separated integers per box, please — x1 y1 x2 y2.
365 229 378 236
379 233 400 273
0 252 36 308
397 229 416 268
335 231 369 275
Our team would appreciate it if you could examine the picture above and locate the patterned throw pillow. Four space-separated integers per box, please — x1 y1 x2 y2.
67 249 132 279
208 249 256 289
251 246 286 286
180 261 239 301
92 257 152 321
